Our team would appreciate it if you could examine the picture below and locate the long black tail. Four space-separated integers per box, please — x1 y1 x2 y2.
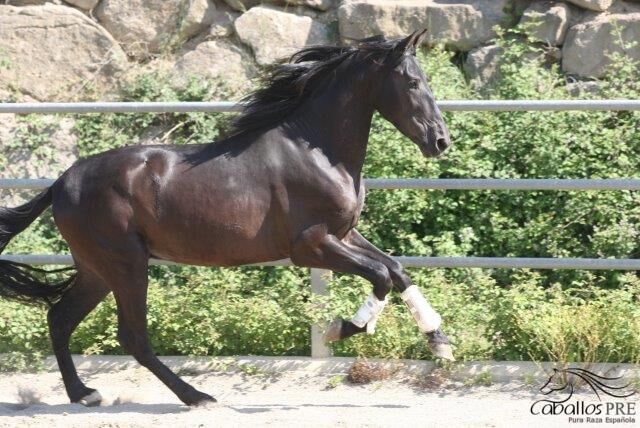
0 187 76 306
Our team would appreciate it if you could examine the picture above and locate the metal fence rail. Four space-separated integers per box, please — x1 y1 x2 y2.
2 99 640 357
3 254 640 271
4 178 640 191
2 100 640 114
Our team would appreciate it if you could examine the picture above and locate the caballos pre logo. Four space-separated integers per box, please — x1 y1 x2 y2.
530 367 637 424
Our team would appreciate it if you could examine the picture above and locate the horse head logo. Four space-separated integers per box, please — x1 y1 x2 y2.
539 367 636 403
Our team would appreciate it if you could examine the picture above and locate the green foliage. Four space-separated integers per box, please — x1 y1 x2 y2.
490 273 640 363
464 371 493 387
0 351 45 373
0 300 48 372
70 266 311 356
326 374 346 389
0 47 10 70
0 115 62 170
2 267 639 366
73 72 233 158
1 39 640 365
364 44 640 291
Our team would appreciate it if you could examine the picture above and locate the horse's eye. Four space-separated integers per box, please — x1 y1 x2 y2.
408 80 419 90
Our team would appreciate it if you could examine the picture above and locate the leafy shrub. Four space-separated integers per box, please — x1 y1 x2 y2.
490 273 640 363
73 73 234 158
70 266 311 356
2 267 638 364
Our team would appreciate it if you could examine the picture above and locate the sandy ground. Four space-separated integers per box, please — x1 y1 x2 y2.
0 362 637 428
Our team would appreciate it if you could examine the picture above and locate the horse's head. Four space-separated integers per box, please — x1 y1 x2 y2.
373 30 451 158
540 368 569 395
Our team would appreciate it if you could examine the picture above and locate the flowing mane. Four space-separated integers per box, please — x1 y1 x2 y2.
230 36 401 136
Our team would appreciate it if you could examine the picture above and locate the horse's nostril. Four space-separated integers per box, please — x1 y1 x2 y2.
436 138 450 151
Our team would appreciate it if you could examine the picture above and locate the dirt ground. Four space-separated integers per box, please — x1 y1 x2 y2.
0 361 636 428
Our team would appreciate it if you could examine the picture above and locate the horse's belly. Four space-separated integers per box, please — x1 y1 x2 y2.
149 236 286 267
142 197 289 267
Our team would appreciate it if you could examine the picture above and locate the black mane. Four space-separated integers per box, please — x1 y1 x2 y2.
230 36 401 136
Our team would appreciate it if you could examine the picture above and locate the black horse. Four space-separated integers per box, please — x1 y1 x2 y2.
0 31 452 406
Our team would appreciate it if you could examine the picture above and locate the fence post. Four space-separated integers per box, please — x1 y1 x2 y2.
310 268 332 358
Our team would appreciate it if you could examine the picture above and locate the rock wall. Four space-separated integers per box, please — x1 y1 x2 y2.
0 0 639 102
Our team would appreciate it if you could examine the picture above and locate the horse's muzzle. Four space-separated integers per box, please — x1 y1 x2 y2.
420 136 451 158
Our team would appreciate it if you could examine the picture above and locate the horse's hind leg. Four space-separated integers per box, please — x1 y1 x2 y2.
96 253 215 406
48 269 110 405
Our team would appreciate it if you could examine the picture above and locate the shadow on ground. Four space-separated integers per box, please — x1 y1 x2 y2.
0 401 188 416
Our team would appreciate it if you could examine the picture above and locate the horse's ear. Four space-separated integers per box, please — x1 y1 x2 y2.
413 29 428 50
393 29 428 57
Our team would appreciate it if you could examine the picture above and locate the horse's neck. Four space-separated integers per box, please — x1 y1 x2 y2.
287 75 375 179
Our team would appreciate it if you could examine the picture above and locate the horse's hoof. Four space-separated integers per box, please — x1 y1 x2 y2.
186 392 217 407
77 390 102 407
429 342 455 362
426 329 455 361
324 319 343 343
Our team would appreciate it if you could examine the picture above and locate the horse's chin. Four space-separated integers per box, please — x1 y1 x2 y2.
418 143 445 158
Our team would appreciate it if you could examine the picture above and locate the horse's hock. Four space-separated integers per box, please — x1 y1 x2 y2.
2 1 640 103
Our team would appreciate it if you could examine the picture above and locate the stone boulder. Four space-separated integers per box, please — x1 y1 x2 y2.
338 0 510 51
222 0 334 12
65 0 100 10
565 0 613 11
96 0 181 57
464 44 504 89
299 0 334 10
562 2 640 77
566 80 602 96
235 6 331 65
208 8 239 37
519 1 570 46
178 0 218 42
96 0 217 58
172 40 258 95
0 4 126 100
4 1 57 5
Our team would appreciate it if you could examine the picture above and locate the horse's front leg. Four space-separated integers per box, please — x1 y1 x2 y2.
290 227 395 336
321 228 454 361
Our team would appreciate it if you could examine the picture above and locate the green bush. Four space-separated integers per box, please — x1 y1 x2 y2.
70 266 311 356
73 73 233 158
489 272 640 363
2 267 638 364
1 38 640 364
